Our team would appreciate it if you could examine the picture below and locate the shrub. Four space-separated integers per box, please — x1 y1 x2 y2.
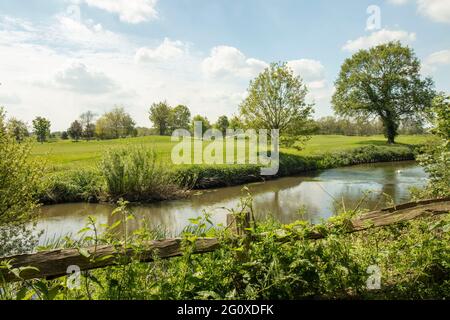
415 94 450 198
99 146 184 202
39 169 102 204
0 108 43 256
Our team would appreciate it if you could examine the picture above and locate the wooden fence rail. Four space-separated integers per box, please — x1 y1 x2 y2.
1 198 449 283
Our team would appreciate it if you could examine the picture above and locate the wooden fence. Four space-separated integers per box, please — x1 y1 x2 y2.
1 198 449 283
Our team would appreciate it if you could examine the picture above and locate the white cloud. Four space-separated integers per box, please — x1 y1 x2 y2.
54 62 118 94
287 59 326 84
135 38 188 63
84 0 158 24
0 10 333 130
426 49 450 65
423 49 450 73
417 0 450 24
387 0 410 5
342 29 416 52
1 13 129 52
202 46 268 79
387 0 450 24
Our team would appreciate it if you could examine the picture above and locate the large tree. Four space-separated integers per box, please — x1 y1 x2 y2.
332 42 435 144
239 62 314 148
68 120 83 142
149 101 172 136
32 116 51 143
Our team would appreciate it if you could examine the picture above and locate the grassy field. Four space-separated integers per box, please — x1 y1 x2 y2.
32 135 430 173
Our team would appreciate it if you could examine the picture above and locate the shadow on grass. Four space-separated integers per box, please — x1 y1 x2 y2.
354 140 411 147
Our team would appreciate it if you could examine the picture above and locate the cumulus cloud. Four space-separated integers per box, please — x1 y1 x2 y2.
417 0 450 24
387 0 450 24
287 59 326 88
202 46 268 79
84 0 158 24
54 62 118 94
342 29 416 52
135 38 188 63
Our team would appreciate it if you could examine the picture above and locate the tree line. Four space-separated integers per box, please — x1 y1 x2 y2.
313 116 425 136
2 42 440 144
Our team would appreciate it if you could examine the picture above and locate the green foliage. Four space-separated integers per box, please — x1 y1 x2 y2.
2 196 449 300
67 120 83 142
215 115 230 136
149 101 172 136
239 62 314 148
6 118 29 142
149 103 192 136
79 111 97 141
332 42 435 144
95 106 136 140
416 94 450 198
0 108 43 256
32 116 51 143
99 146 184 202
171 105 191 131
191 115 211 135
39 169 102 204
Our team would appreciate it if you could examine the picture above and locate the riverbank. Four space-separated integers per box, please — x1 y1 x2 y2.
37 161 427 242
38 144 420 205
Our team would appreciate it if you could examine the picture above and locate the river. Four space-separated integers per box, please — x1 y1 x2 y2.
37 161 428 244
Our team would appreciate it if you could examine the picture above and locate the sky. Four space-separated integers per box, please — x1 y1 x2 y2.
0 0 449 131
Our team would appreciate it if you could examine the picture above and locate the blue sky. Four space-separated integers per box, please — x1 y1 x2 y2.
0 0 449 131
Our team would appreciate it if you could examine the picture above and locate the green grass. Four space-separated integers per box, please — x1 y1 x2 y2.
32 135 430 173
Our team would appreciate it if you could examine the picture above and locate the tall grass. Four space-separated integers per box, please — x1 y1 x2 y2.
99 146 185 202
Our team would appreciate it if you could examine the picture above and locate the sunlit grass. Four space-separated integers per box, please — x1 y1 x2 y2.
31 134 430 173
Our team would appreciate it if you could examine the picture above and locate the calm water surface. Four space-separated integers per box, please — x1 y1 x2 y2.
37 161 427 244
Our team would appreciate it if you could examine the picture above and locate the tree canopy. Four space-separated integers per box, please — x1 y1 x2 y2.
332 42 435 144
239 62 314 148
215 115 230 136
32 116 51 143
95 107 136 139
68 120 83 142
6 118 29 143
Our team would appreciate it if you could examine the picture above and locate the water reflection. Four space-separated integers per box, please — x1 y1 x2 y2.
37 161 427 244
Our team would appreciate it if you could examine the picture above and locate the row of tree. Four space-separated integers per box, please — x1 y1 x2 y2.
148 102 244 136
4 42 440 145
66 108 136 141
313 116 425 136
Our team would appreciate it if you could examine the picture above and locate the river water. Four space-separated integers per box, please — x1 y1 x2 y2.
37 161 428 244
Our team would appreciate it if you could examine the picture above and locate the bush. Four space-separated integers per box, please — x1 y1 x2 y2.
39 169 102 204
99 146 184 202
0 108 43 256
415 94 450 198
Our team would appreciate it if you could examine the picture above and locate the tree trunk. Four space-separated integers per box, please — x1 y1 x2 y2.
381 116 398 144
